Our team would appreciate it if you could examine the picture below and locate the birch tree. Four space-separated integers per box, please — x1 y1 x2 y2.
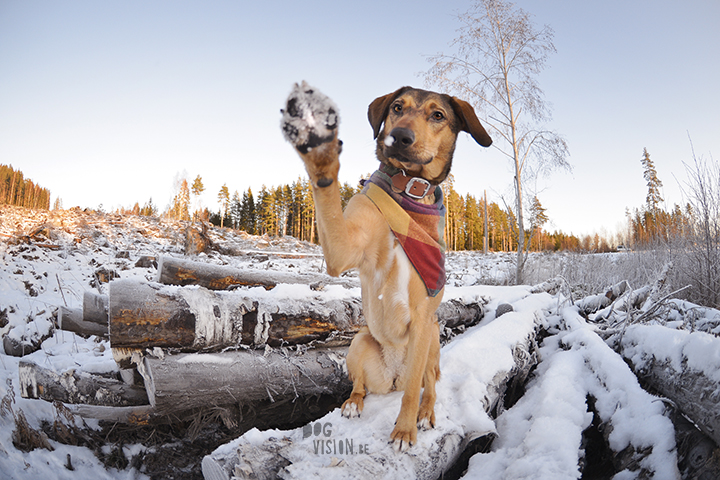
425 0 570 284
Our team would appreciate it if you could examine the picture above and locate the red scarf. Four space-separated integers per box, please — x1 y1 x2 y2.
362 167 446 297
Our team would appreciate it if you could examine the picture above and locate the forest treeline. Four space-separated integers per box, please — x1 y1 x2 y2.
113 148 713 256
0 164 51 210
149 173 592 253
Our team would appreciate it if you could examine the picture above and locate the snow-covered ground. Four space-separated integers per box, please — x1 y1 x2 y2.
1 205 719 479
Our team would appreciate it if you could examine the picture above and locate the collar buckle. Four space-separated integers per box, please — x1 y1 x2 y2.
391 170 432 199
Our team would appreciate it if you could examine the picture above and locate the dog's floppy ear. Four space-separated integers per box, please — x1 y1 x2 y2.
367 86 412 139
449 97 493 147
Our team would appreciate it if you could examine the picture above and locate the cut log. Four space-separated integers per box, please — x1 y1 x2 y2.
108 280 364 350
156 255 360 290
185 224 211 255
83 291 109 325
58 306 108 338
18 360 149 407
201 306 543 480
616 324 720 447
139 346 351 413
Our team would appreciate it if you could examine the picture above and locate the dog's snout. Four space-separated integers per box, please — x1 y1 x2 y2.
389 128 414 148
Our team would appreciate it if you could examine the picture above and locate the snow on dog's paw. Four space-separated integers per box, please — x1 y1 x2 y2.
391 436 413 454
341 401 360 419
281 81 339 154
417 417 433 431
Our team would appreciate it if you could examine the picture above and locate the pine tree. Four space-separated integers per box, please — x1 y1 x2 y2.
191 175 205 221
218 184 230 228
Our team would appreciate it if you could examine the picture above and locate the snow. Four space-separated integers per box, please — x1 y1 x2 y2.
621 324 720 383
1 205 718 479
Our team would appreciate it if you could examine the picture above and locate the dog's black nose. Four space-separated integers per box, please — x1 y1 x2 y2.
389 127 414 148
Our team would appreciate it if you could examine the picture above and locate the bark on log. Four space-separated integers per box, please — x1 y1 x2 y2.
18 360 149 407
58 306 108 338
156 255 359 290
108 280 364 350
138 346 351 413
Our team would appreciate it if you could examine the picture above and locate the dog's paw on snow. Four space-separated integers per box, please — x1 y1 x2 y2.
341 401 360 419
417 417 433 431
281 81 339 154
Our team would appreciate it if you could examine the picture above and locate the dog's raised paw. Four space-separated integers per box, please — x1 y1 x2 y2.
281 81 339 154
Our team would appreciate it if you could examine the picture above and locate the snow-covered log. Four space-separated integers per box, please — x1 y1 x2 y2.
138 346 350 413
58 306 108 338
157 255 360 290
108 280 363 350
529 276 563 294
616 324 720 447
18 360 149 407
201 298 548 480
575 280 631 316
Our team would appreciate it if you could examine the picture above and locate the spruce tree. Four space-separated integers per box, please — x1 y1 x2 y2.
641 148 663 212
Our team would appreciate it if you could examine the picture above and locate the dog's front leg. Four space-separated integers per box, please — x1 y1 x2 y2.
281 82 366 275
390 320 433 452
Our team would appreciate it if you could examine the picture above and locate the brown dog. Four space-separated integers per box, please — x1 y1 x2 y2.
281 83 491 452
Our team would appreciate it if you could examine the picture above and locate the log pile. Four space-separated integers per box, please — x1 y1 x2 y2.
20 256 486 422
14 253 720 479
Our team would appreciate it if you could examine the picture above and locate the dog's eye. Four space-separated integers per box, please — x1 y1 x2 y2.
392 103 403 114
433 111 445 121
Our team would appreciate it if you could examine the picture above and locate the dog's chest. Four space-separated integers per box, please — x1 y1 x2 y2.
359 238 414 343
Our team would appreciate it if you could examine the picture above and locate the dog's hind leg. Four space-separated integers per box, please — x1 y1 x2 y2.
341 327 393 418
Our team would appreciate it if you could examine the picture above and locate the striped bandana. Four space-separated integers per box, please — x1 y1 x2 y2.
361 166 446 297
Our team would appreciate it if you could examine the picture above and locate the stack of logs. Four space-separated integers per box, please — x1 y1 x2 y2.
20 256 486 420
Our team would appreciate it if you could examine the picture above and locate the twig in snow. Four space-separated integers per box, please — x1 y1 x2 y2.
55 274 68 307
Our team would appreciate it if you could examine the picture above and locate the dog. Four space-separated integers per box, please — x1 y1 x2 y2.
281 83 492 452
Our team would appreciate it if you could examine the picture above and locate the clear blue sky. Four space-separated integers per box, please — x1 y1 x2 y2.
1 0 718 238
